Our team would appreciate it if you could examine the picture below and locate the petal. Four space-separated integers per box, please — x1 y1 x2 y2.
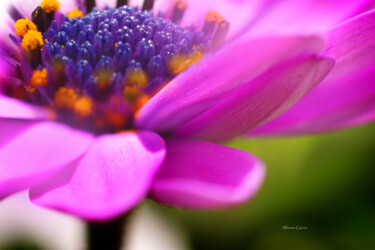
176 56 334 142
251 64 375 136
245 0 373 37
0 95 52 120
135 35 325 133
149 139 265 209
0 120 94 200
30 131 166 221
250 10 375 136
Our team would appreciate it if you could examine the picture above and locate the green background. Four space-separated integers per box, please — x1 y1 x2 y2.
153 123 375 250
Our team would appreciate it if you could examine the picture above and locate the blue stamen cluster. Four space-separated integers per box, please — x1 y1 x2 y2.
42 6 211 97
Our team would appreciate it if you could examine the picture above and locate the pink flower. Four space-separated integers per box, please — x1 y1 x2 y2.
0 0 374 221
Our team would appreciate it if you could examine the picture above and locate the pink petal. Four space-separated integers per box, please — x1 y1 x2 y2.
177 57 333 142
246 0 373 37
149 139 265 209
30 131 166 221
250 10 375 136
0 121 94 200
0 95 52 120
153 0 268 39
176 55 334 142
135 35 325 133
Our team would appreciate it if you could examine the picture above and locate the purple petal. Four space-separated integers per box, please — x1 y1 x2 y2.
0 95 52 120
135 35 325 133
245 0 373 37
176 56 334 142
250 10 375 136
30 131 166 221
0 121 94 200
149 139 265 209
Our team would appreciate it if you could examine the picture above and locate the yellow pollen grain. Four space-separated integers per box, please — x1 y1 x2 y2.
125 69 148 87
30 68 48 87
115 42 118 48
123 85 144 102
205 11 224 24
14 17 37 37
40 0 60 14
54 87 78 110
168 51 203 75
22 30 44 52
67 7 84 19
74 96 93 117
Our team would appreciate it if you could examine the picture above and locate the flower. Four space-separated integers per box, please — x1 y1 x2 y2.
0 0 374 221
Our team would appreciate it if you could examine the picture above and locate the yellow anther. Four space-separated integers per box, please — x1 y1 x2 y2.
54 87 78 109
67 7 84 19
40 0 60 14
22 30 44 52
168 51 203 75
125 69 148 87
14 17 37 37
61 45 65 49
74 96 93 117
115 42 118 48
30 68 48 87
123 85 144 102
95 68 113 89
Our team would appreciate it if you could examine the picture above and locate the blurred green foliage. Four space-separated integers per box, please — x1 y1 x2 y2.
152 123 375 250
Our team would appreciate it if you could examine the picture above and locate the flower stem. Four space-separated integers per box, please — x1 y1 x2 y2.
86 215 128 250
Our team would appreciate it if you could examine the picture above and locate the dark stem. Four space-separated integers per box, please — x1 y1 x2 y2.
86 215 128 250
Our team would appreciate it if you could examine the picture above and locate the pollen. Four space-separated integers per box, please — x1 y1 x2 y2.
106 112 128 128
30 68 48 87
74 96 93 117
21 30 44 51
167 51 203 75
54 87 78 110
67 7 84 19
125 69 148 87
134 95 150 111
40 0 60 14
14 17 37 37
123 85 144 102
205 11 224 24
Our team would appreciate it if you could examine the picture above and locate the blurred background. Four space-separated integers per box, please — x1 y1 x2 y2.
1 123 374 250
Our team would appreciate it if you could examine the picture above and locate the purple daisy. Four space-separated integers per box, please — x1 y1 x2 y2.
0 0 374 225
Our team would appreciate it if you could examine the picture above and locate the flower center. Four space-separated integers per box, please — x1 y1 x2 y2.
5 0 229 134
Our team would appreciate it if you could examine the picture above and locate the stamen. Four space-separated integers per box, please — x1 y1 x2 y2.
123 85 144 102
85 0 96 14
203 11 223 34
14 17 37 37
30 68 48 87
142 0 155 11
167 51 203 75
212 20 230 49
22 30 44 52
117 0 128 8
32 6 45 33
8 5 23 21
74 96 93 117
54 87 78 109
125 68 148 87
67 8 84 19
171 0 188 23
40 0 60 14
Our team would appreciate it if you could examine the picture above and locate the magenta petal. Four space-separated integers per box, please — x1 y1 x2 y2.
135 35 325 133
246 0 373 37
176 56 334 142
0 95 52 120
149 139 265 209
0 121 94 200
250 10 375 136
30 131 166 221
